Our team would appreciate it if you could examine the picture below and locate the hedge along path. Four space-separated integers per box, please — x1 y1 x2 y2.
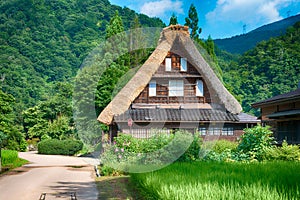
37 139 83 155
0 151 99 200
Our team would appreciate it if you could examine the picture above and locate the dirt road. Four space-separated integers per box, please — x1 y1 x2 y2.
0 151 99 200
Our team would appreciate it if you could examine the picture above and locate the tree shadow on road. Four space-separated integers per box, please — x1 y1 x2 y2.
47 181 98 200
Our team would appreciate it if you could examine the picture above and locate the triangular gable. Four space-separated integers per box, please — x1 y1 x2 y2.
98 25 242 125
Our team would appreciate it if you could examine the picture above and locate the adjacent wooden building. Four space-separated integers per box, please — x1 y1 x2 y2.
98 25 258 141
252 87 300 144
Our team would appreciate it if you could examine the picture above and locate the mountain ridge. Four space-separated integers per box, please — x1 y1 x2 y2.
214 14 300 54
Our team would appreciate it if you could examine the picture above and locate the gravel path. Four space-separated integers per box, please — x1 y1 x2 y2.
0 151 99 200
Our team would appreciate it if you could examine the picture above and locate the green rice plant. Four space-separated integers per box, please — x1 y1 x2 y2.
131 161 300 200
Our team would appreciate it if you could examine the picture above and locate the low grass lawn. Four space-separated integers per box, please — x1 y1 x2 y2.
131 161 300 200
1 150 28 173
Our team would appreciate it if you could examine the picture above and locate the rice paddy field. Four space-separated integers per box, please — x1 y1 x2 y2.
130 161 300 200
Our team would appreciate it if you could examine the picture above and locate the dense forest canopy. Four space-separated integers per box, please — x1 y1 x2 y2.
0 0 164 149
0 0 164 115
219 22 300 115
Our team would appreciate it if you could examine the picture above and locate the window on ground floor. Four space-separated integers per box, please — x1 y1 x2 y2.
222 127 234 136
199 127 206 136
198 127 234 136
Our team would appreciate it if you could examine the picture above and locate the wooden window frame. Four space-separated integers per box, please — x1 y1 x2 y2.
169 80 184 96
149 80 156 96
180 58 187 72
165 58 171 71
196 80 204 96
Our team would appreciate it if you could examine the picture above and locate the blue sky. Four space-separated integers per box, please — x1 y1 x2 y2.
109 0 300 39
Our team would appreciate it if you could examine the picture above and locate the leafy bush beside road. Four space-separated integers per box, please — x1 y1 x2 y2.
100 130 202 173
37 139 83 156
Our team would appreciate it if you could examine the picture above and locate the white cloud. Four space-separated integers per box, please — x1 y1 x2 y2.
140 0 183 18
206 0 293 28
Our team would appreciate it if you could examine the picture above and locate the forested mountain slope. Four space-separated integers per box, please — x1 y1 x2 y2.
221 22 300 116
214 14 300 54
0 0 164 113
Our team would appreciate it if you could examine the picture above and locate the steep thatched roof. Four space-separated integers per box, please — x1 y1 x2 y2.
98 25 242 125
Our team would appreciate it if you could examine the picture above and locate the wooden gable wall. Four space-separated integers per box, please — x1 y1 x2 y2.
133 52 212 104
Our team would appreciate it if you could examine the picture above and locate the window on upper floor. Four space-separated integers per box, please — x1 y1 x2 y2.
196 80 204 96
165 58 171 71
149 80 156 96
180 58 187 71
169 80 184 96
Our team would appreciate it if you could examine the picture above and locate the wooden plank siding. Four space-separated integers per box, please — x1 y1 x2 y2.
133 52 211 104
116 121 247 141
261 102 300 121
256 94 300 144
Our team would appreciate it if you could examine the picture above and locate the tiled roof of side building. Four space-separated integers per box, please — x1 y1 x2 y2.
237 112 260 123
252 88 300 107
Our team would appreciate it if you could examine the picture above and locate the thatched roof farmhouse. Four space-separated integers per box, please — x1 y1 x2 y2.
98 25 258 140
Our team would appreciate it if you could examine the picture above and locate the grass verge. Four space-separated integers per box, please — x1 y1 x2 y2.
96 175 144 200
130 161 300 200
1 150 28 173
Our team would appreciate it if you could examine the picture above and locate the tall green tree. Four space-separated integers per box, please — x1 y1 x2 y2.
105 11 124 39
129 15 150 67
185 4 202 40
96 10 130 114
0 89 26 151
22 82 74 140
169 13 178 25
205 36 216 60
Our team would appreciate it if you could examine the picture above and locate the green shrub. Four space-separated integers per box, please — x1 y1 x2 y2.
101 130 202 173
237 125 274 161
264 141 300 161
37 139 83 155
202 140 238 154
41 134 51 141
101 132 174 168
213 140 238 153
98 165 124 176
199 140 238 162
177 135 202 162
